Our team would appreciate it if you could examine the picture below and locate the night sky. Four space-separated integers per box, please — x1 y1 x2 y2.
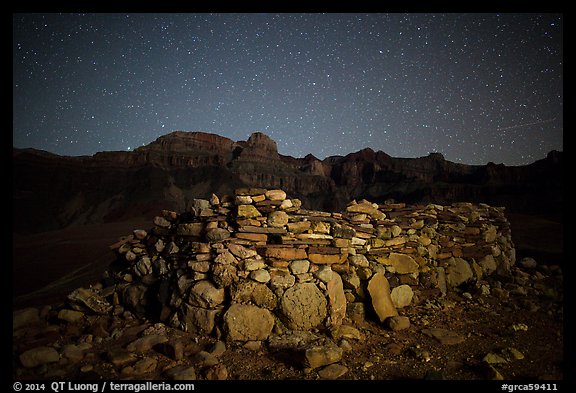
13 13 563 166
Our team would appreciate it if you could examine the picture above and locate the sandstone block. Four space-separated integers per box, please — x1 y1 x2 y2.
288 221 312 233
376 253 419 274
326 272 346 327
308 253 347 265
262 246 307 260
237 204 262 218
265 189 287 201
367 272 398 323
227 243 258 259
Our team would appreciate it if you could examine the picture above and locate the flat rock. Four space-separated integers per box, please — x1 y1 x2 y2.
422 328 466 345
166 365 197 380
133 358 158 375
268 331 320 352
191 350 219 367
304 340 343 369
62 343 92 363
348 254 369 268
107 349 137 367
376 253 419 274
262 246 307 260
153 216 171 228
58 309 84 323
269 270 296 289
266 189 287 201
242 258 266 271
126 334 168 353
214 250 237 264
330 325 362 341
346 201 385 220
67 287 112 314
288 221 312 233
367 272 398 323
227 243 258 259
483 353 508 364
20 346 60 368
235 195 253 205
308 253 347 265
387 315 411 331
318 363 349 379
13 308 40 330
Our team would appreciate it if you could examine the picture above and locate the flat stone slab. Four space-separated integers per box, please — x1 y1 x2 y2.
421 328 466 345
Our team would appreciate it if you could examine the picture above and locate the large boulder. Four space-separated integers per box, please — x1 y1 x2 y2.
279 283 327 330
223 304 275 341
446 258 474 287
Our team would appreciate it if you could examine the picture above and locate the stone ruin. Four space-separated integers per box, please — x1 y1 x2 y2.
77 187 517 344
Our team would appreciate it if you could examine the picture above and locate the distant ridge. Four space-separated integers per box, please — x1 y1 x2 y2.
13 131 563 233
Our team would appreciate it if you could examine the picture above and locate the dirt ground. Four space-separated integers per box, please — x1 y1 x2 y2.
12 214 566 381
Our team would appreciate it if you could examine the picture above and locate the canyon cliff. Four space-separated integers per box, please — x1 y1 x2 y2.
13 131 562 233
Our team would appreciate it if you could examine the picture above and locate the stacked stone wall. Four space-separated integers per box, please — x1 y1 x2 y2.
106 188 515 341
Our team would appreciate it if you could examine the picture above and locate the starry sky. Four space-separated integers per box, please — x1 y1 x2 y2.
13 13 563 166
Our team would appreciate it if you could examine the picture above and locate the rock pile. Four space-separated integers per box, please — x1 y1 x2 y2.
100 188 515 341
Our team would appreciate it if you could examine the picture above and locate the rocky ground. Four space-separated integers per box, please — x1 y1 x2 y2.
13 257 563 381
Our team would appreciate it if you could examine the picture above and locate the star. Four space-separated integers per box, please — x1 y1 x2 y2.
12 13 562 165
